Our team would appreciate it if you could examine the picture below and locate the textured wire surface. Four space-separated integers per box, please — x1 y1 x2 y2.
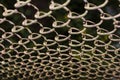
0 0 120 80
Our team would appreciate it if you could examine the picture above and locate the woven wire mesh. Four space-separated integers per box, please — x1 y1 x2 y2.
0 0 120 80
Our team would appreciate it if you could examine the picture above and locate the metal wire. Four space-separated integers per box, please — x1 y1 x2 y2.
0 0 120 80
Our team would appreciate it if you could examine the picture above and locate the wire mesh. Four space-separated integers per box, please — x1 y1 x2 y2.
0 0 120 80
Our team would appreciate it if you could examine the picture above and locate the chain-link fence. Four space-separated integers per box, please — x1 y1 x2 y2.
0 0 120 80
